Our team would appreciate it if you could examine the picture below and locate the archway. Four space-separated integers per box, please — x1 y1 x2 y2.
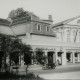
74 52 79 62
47 51 55 64
66 51 72 63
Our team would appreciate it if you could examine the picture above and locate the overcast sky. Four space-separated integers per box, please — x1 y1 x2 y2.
0 0 80 23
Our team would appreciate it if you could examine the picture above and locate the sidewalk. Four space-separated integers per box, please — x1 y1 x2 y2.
56 62 80 68
18 63 80 75
28 63 80 71
28 63 80 76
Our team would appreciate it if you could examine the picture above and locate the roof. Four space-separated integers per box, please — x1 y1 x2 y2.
0 18 10 26
10 13 52 25
11 16 31 25
0 26 16 36
0 14 55 37
52 15 80 28
0 19 16 36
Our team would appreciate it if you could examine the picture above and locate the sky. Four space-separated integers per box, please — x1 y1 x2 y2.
0 0 80 23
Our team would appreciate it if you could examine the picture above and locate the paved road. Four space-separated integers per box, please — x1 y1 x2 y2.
39 71 80 79
29 66 80 75
17 63 80 79
13 65 80 79
17 66 80 79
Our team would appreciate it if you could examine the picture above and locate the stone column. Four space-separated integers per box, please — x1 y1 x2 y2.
19 53 21 65
78 53 80 62
33 51 37 64
72 52 75 63
31 53 34 64
21 55 24 66
44 50 48 63
53 52 56 63
45 50 47 56
70 53 73 62
62 51 66 65
55 51 58 65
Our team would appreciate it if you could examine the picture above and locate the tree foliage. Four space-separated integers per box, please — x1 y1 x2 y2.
35 48 44 64
9 38 22 65
22 44 32 65
8 8 31 20
0 34 12 71
0 34 33 70
9 38 33 65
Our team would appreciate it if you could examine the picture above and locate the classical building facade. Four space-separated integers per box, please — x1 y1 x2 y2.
52 16 80 65
0 13 80 65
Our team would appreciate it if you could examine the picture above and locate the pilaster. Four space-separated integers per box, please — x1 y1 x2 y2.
62 51 66 65
72 52 75 63
70 53 73 62
78 53 80 62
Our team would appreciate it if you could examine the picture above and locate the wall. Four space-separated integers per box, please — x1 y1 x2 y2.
63 25 80 43
31 34 56 41
11 22 31 35
53 25 80 43
31 21 54 36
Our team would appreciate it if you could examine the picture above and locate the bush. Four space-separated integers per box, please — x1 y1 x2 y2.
0 71 43 80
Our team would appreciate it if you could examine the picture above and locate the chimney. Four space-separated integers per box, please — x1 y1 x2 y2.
48 15 52 21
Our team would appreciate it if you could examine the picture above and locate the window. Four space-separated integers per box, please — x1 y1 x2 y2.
46 26 49 32
37 24 41 31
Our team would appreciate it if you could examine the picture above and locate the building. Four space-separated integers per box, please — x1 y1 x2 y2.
52 16 80 65
0 13 80 66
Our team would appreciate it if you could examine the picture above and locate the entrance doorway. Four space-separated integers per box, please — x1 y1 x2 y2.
47 51 55 64
74 53 78 62
66 52 72 63
66 51 73 63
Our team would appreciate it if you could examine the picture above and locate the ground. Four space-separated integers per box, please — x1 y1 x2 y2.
29 63 80 79
39 71 80 79
14 63 80 79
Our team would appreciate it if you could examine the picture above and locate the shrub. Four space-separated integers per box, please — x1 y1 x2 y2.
0 71 43 80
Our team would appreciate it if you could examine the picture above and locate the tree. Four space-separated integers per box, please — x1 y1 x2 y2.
9 38 33 65
35 48 44 64
0 33 33 73
0 34 12 72
8 8 31 20
9 38 22 65
21 44 32 65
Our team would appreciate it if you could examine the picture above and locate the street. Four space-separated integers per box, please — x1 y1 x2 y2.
39 71 80 79
16 63 80 79
28 63 80 79
29 66 80 75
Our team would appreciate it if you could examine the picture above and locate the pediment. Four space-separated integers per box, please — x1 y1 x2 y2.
64 16 80 26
